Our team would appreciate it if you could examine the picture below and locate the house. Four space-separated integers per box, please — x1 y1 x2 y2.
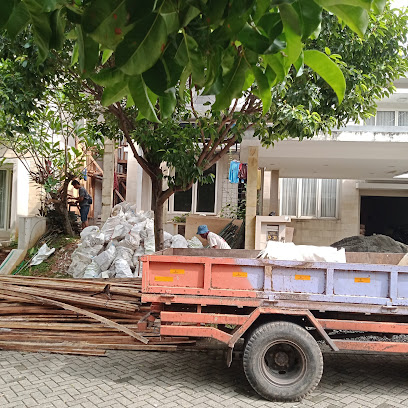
125 77 408 249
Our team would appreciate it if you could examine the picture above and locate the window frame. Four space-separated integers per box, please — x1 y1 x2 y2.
169 163 219 215
280 178 340 220
364 110 408 127
0 169 12 231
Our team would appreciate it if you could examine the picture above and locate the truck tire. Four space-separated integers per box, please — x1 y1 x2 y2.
243 321 323 401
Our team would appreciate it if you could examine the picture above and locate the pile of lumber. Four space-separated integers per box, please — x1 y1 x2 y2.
0 276 194 356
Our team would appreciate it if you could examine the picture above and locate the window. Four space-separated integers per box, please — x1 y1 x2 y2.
0 170 11 230
280 178 339 218
398 111 408 126
171 164 217 214
363 111 408 127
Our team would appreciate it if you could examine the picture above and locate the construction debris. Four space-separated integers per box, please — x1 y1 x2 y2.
68 202 203 279
0 276 195 356
331 234 408 253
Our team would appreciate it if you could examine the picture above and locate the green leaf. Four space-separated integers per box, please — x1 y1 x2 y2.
279 4 302 67
159 88 176 119
314 1 369 37
205 0 228 26
175 32 205 87
179 64 192 100
314 0 371 9
252 66 271 114
49 8 66 50
23 0 53 62
102 49 113 64
293 0 322 40
71 42 79 66
76 25 99 75
82 0 133 50
6 2 30 38
101 80 129 106
372 0 386 14
238 24 270 54
116 13 167 75
90 67 127 86
263 53 287 82
303 49 346 103
212 55 249 111
128 75 160 123
0 0 15 29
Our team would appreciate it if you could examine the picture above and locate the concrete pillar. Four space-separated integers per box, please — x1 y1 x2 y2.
270 170 280 215
245 146 258 249
262 171 271 216
101 138 115 222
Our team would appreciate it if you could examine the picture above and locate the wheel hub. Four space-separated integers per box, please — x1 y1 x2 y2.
274 351 289 367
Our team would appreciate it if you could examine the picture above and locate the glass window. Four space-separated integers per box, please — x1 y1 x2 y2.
0 170 8 229
281 178 297 216
173 189 192 212
398 111 408 126
376 111 395 126
364 116 375 126
281 178 338 218
196 165 216 213
301 179 317 217
321 179 337 217
172 164 217 214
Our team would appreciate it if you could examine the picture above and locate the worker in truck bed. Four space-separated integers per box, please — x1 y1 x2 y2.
197 225 231 249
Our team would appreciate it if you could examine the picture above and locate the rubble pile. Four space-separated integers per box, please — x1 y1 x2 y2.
331 234 408 253
67 202 203 279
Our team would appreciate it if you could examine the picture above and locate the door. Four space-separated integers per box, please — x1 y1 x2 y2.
0 170 11 230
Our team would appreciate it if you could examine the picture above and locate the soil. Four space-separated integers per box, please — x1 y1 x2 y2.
331 234 408 253
0 247 13 264
13 236 80 278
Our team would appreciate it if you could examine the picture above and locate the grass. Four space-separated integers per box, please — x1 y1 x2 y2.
13 235 79 278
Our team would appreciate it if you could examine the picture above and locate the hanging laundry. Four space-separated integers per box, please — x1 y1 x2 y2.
238 163 247 181
229 160 240 183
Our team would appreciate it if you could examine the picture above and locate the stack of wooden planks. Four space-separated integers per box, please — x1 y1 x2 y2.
0 276 194 356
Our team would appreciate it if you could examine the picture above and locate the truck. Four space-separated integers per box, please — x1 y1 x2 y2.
140 248 408 402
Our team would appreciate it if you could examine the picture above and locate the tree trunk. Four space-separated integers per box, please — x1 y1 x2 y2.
151 176 164 251
60 179 74 236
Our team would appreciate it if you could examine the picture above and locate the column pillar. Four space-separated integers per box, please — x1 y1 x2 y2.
245 146 258 249
270 170 280 215
101 138 115 222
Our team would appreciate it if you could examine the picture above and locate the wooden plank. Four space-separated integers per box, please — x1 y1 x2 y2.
0 289 149 344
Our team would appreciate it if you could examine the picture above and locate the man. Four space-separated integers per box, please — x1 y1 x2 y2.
71 179 91 229
197 225 231 249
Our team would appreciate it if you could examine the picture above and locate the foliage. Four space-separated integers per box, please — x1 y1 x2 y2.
0 0 388 119
253 6 408 143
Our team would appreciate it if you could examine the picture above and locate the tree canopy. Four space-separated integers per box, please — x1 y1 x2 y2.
0 0 387 118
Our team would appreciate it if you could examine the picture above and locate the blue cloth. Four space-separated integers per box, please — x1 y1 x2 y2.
197 225 209 235
229 161 240 183
80 205 90 222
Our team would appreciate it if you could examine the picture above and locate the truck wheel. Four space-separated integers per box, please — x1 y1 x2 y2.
243 321 323 401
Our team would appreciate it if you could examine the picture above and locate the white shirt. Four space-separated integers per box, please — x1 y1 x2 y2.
207 232 231 249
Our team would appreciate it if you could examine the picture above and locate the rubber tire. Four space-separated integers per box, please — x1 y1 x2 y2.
243 321 323 402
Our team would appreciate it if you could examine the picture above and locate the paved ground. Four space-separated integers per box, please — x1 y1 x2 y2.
1 349 408 408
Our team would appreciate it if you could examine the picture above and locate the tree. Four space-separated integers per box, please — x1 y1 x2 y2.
0 34 104 234
0 0 387 117
0 1 402 248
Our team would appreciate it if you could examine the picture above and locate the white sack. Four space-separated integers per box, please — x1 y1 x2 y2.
114 258 133 278
144 218 155 254
115 246 134 268
187 236 204 249
80 226 100 240
101 216 123 242
93 245 116 271
83 261 101 278
171 234 188 248
67 259 89 278
257 241 346 263
111 223 132 241
30 243 56 266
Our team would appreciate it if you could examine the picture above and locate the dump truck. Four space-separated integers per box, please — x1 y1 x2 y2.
140 248 408 402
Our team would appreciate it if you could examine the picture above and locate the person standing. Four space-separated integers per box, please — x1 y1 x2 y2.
71 179 92 229
197 225 231 249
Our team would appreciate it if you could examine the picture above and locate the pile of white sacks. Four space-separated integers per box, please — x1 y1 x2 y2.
67 202 203 279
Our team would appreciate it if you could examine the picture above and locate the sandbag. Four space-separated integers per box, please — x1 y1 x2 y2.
93 245 116 271
114 258 133 278
115 246 134 268
83 261 101 278
187 236 204 249
171 234 188 248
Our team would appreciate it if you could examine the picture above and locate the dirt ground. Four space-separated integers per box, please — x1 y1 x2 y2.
13 236 79 278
